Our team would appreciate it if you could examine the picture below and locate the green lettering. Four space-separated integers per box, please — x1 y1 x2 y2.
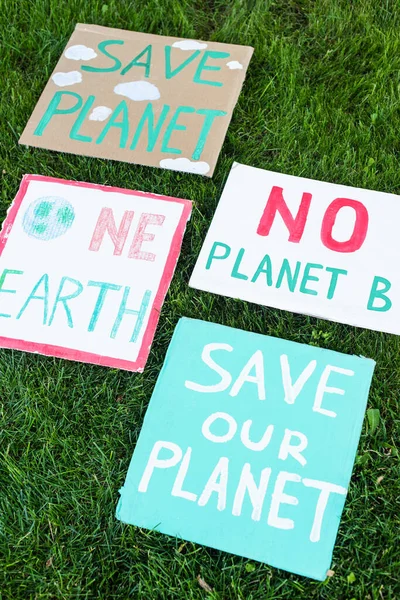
165 46 200 79
367 276 392 312
87 281 121 332
96 101 130 148
0 269 24 318
161 105 195 154
69 95 95 143
193 51 230 86
300 263 323 296
16 274 49 324
192 108 227 160
326 267 347 300
81 40 123 73
34 91 82 137
276 259 301 292
111 287 151 342
231 248 248 280
130 104 170 151
251 254 272 285
121 45 152 77
206 242 231 270
48 277 84 328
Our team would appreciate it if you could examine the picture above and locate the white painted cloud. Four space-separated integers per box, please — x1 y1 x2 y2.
160 158 210 175
89 106 113 121
64 44 97 61
51 71 82 87
114 81 160 101
227 60 243 70
172 40 208 51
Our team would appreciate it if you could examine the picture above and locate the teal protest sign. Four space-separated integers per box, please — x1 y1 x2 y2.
117 318 375 580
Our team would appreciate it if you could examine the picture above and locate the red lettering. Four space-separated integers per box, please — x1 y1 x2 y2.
257 186 312 242
89 207 134 255
128 213 165 261
321 198 369 253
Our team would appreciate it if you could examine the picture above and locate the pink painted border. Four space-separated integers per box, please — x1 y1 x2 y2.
0 174 192 372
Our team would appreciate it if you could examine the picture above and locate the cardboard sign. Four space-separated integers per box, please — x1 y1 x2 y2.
190 163 400 333
19 25 253 177
0 175 191 371
116 317 375 580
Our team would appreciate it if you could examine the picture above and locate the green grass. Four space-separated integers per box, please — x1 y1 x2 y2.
1 0 400 597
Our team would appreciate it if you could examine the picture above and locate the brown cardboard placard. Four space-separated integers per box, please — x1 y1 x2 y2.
19 24 253 177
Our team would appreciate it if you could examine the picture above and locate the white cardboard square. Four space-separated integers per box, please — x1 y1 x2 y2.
0 175 191 371
190 162 399 334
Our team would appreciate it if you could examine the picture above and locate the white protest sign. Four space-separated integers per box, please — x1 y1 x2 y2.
190 163 399 334
0 175 191 371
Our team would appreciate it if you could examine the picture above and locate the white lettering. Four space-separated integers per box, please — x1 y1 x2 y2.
240 420 274 451
198 457 229 511
171 447 197 502
313 365 354 418
230 350 265 400
185 343 233 393
267 471 301 530
232 463 271 521
202 412 237 443
303 478 347 542
280 354 317 404
278 429 308 467
138 440 182 493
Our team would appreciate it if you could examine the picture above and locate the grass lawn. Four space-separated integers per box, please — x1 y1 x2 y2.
1 0 400 598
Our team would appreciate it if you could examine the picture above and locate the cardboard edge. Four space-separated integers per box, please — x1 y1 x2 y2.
115 317 188 519
230 161 400 200
74 23 255 53
0 174 31 258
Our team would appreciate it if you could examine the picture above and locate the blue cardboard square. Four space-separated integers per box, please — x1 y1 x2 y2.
116 318 375 580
